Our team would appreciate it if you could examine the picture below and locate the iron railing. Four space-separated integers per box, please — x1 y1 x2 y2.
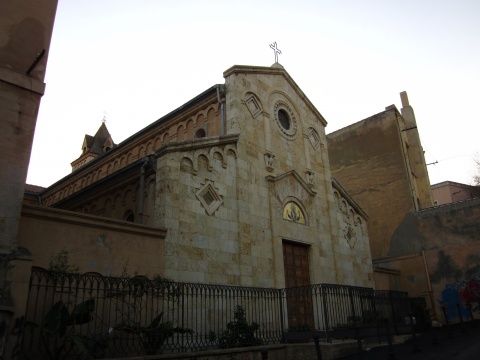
21 267 412 359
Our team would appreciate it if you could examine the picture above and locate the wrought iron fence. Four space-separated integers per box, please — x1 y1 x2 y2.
21 267 412 359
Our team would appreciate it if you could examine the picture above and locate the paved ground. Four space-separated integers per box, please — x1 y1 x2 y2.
341 321 480 360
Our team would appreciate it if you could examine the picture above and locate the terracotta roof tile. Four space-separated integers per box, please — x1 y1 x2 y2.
25 184 46 193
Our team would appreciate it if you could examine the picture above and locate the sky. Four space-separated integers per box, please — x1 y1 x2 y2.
27 0 480 188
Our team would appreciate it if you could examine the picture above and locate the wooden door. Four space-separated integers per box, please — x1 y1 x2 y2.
283 241 314 330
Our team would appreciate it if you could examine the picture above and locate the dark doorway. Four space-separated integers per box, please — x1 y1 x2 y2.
283 241 314 330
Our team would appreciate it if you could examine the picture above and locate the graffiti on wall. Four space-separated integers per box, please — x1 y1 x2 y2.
440 277 480 320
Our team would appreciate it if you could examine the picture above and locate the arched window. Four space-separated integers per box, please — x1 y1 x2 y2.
195 128 206 139
124 210 135 223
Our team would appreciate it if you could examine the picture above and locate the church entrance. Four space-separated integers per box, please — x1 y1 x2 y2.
282 241 314 330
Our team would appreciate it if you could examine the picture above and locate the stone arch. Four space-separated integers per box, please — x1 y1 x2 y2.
194 150 212 172
206 106 217 123
176 124 187 141
209 147 226 168
146 140 154 154
180 156 195 174
341 199 348 215
113 193 122 210
162 132 170 143
145 175 156 196
196 113 206 127
103 198 112 217
195 128 207 138
281 196 308 225
197 154 210 173
333 191 340 210
349 207 355 220
154 136 162 150
124 209 135 222
120 155 126 167
123 188 135 206
185 118 196 136
224 145 238 159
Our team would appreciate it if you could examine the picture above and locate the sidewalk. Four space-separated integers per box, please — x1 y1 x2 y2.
341 321 480 360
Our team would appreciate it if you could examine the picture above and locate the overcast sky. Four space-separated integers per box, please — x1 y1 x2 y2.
27 0 480 188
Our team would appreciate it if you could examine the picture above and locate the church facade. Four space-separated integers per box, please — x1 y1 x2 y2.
22 64 373 289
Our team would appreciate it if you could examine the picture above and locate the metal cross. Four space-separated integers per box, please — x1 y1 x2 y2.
269 42 282 63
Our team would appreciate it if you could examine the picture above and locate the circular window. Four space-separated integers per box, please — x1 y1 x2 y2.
273 101 297 139
278 109 291 130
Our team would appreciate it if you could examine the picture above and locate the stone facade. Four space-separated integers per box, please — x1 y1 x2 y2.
20 64 373 290
149 64 373 287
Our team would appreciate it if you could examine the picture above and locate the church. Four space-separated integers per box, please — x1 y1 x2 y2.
20 63 373 289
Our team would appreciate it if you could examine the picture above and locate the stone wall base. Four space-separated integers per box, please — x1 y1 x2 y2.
107 340 359 360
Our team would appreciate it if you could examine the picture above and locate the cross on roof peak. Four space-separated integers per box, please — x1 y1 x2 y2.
269 42 282 63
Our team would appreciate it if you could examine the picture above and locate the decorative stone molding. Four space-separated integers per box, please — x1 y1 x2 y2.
307 128 321 150
264 151 275 172
273 100 298 140
243 93 262 119
196 180 223 216
305 169 315 188
283 201 306 224
344 225 357 249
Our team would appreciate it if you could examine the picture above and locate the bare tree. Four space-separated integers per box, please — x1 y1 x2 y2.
474 153 480 185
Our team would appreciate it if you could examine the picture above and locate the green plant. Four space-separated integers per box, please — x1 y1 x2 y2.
26 299 95 360
48 250 79 273
114 311 193 355
218 305 261 348
109 275 192 355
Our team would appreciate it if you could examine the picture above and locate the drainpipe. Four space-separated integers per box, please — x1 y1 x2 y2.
138 158 148 224
216 85 225 135
422 250 437 321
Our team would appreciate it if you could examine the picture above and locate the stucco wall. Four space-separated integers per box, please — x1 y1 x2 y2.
0 0 58 251
382 198 480 320
17 204 166 276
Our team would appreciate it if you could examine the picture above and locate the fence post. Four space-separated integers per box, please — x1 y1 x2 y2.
388 291 398 334
279 289 286 343
441 305 454 339
313 333 323 360
261 348 268 359
426 309 439 345
456 303 466 333
321 285 330 343
385 319 396 360
466 302 476 328
409 315 420 353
